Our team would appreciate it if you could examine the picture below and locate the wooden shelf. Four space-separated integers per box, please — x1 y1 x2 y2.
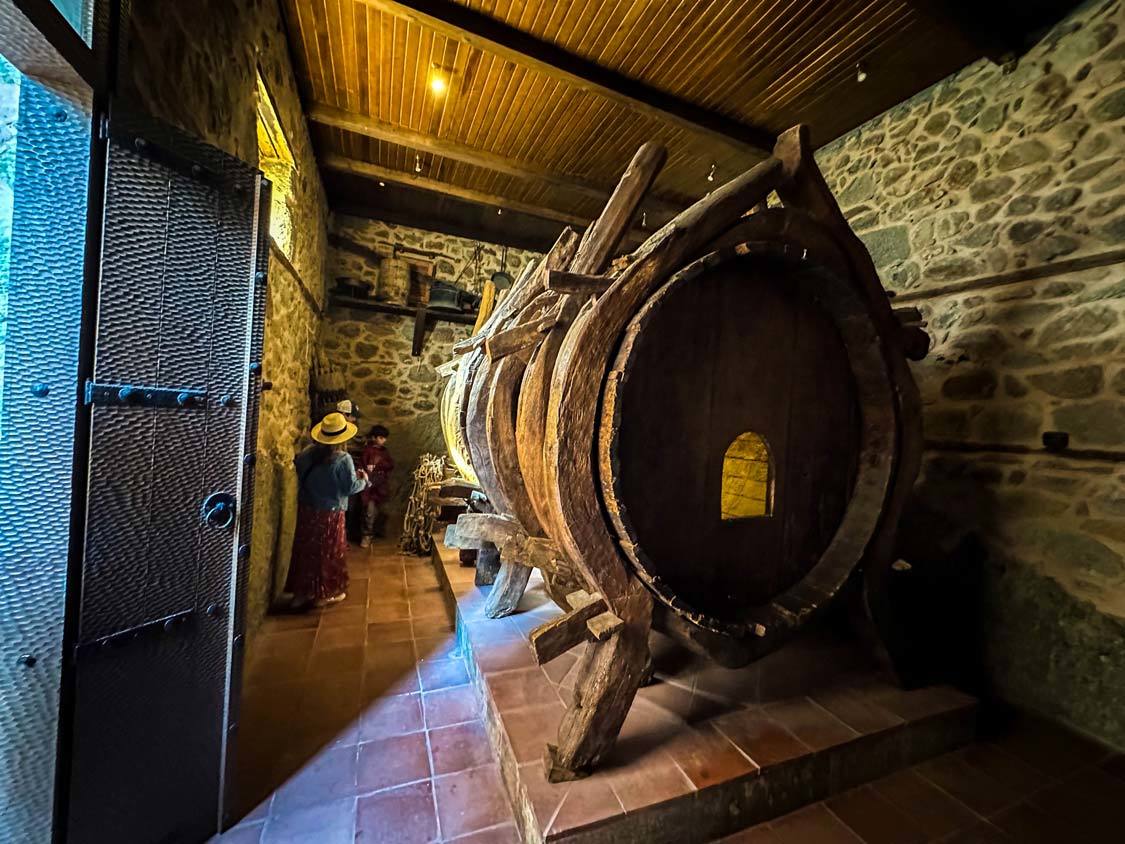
330 295 479 325
330 294 479 356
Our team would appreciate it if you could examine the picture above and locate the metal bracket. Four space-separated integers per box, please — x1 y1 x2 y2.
85 380 207 409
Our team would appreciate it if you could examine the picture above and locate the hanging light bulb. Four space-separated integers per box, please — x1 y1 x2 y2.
497 208 503 215
707 163 716 182
641 211 647 229
414 154 423 173
378 181 385 187
856 62 868 83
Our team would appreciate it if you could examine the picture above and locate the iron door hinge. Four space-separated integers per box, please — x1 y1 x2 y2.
74 609 195 661
85 380 207 408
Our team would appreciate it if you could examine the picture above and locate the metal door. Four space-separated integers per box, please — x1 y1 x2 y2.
65 102 268 843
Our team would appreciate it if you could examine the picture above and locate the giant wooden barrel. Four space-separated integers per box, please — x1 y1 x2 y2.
441 132 927 779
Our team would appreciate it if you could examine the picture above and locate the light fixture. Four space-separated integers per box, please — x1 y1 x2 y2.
429 64 450 96
378 180 385 187
856 62 868 83
497 208 503 215
641 211 647 228
414 154 422 173
707 163 716 182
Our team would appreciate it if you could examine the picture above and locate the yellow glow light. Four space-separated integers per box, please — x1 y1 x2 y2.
430 73 447 95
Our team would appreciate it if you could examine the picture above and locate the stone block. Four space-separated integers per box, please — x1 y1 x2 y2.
1028 366 1104 399
942 369 998 400
1053 400 1125 446
1038 307 1118 346
859 225 911 268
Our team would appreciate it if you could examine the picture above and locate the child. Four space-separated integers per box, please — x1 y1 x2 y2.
360 425 394 546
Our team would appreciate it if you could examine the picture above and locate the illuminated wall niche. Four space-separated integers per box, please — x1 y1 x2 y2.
256 70 295 256
720 431 774 520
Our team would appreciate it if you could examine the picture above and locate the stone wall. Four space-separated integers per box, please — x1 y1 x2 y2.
816 0 1125 744
123 0 329 638
325 214 540 519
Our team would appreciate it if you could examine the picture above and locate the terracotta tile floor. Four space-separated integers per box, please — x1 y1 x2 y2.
218 540 1125 843
218 540 518 843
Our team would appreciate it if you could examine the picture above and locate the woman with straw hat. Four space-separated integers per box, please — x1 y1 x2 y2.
285 412 368 611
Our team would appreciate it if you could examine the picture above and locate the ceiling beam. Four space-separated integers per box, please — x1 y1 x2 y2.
310 103 684 216
322 154 591 228
358 0 775 154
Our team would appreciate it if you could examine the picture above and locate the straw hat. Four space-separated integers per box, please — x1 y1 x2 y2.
312 412 357 445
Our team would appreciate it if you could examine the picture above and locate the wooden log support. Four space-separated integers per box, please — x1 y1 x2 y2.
485 561 535 619
546 269 613 295
484 308 560 360
528 590 608 665
450 512 524 550
475 544 501 586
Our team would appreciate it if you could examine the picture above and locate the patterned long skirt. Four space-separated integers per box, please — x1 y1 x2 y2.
285 503 349 601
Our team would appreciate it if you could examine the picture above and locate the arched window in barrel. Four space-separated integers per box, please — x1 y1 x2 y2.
721 432 774 519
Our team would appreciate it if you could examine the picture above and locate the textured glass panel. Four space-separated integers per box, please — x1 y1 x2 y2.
721 431 773 520
50 0 94 45
0 51 90 843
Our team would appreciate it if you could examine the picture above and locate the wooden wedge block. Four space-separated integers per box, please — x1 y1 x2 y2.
586 611 624 641
529 591 608 665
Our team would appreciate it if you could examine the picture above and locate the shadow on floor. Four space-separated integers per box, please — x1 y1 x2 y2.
220 539 516 843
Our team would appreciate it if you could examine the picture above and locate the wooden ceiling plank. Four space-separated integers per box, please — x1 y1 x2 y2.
294 0 329 103
324 153 592 226
356 0 776 152
355 0 370 114
316 0 341 107
742 0 900 113
692 0 848 112
758 5 913 124
659 0 799 109
753 3 910 115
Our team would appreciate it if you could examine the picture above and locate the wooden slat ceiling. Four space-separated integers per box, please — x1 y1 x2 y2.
282 0 983 237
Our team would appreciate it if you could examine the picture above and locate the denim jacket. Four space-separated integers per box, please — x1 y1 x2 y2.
294 448 367 512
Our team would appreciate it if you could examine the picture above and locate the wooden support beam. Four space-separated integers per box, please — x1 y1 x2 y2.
529 590 608 665
546 269 613 296
451 335 484 355
484 310 559 361
451 512 524 550
438 478 479 499
358 0 774 154
311 103 682 216
323 154 589 227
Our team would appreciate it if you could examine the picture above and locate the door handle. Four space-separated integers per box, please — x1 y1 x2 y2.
201 492 237 529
